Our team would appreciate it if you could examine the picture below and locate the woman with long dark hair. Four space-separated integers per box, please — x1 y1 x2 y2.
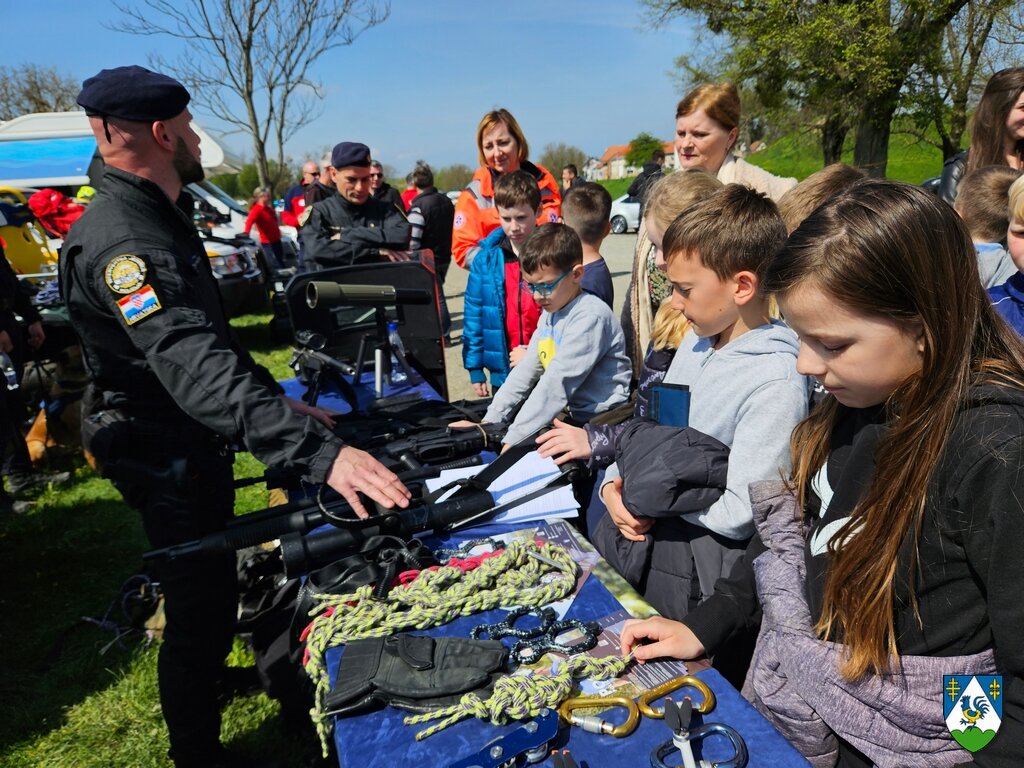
939 67 1024 205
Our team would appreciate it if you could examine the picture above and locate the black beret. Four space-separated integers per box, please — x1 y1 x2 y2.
331 142 371 169
77 65 190 122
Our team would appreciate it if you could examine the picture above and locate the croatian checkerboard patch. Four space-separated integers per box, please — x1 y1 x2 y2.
117 285 162 325
104 254 148 294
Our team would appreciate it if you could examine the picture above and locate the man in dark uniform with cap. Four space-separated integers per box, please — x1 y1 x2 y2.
60 66 410 768
300 141 411 269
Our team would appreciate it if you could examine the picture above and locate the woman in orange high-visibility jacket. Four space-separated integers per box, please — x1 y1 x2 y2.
451 108 561 269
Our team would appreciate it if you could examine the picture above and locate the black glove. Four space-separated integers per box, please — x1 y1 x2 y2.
325 633 508 717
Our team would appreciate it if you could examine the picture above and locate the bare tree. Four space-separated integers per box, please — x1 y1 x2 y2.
0 64 79 120
902 0 1011 159
538 143 588 177
109 0 389 187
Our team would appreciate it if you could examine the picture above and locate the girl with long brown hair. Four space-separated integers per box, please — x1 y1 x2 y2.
621 179 1024 767
939 67 1024 205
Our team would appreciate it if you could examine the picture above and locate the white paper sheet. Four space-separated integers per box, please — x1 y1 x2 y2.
425 450 579 525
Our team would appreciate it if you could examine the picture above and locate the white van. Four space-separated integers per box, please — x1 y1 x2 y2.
0 111 267 315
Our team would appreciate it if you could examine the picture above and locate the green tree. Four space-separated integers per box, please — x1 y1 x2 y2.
434 164 474 192
209 172 240 198
0 64 78 120
110 0 389 189
646 0 971 176
627 132 665 168
902 0 1014 159
538 143 588 175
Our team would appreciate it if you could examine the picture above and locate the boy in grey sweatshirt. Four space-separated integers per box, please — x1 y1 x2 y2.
481 223 630 447
541 185 810 617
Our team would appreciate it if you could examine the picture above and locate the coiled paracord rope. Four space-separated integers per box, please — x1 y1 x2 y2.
302 539 578 756
404 652 634 740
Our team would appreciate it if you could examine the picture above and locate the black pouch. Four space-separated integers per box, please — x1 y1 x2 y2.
325 634 508 717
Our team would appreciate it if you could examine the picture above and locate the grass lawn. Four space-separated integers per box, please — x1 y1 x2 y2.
744 127 946 184
0 312 316 768
604 127 947 188
596 178 633 199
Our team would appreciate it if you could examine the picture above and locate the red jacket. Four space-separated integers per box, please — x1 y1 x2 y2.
452 161 560 269
400 187 417 212
244 201 282 244
280 184 307 227
504 255 540 350
27 188 86 237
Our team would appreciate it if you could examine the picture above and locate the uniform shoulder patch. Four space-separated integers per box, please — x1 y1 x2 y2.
105 254 148 294
298 209 312 227
117 284 162 325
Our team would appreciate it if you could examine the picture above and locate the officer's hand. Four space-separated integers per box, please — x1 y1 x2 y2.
0 330 11 354
448 419 478 429
27 321 45 350
285 396 337 429
380 249 412 262
327 446 411 519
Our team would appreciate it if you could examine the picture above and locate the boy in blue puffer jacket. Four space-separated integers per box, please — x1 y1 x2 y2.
462 171 542 395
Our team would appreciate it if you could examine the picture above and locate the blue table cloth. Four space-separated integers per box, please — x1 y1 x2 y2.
325 522 811 768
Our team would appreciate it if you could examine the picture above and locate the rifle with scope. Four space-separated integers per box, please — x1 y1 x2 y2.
145 455 492 577
145 433 573 578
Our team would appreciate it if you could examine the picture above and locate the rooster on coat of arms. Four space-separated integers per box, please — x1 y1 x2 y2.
959 694 991 730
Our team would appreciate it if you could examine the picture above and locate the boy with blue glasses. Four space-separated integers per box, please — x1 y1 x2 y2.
478 223 630 447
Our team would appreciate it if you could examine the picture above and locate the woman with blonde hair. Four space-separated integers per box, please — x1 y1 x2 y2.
451 108 560 269
244 185 284 270
674 82 796 199
621 169 723 373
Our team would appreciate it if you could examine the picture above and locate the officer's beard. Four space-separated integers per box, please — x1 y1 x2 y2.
174 138 205 185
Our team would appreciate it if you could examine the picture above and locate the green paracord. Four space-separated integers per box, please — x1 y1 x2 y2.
302 539 579 756
404 652 635 740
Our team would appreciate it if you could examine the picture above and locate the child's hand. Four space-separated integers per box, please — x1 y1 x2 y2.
536 419 592 464
602 477 653 542
620 617 705 663
509 345 527 367
471 382 490 397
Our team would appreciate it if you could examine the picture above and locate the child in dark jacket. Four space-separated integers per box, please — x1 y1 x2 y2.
461 171 542 395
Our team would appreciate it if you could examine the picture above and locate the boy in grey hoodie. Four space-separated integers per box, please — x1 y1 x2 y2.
541 185 809 621
479 223 630 447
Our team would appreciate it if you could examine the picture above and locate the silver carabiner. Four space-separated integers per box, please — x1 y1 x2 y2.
650 721 748 768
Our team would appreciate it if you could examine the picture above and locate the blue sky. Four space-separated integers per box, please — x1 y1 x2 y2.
5 1 699 172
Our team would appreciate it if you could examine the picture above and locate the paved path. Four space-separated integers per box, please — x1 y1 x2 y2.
441 232 638 401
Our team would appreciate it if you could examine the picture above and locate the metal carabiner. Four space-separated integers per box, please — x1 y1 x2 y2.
650 722 749 768
558 695 641 738
638 675 716 719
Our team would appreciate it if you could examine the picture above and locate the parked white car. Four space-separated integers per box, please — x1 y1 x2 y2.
609 194 641 234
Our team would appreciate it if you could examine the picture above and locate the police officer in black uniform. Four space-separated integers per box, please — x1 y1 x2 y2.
300 142 411 269
60 66 410 768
